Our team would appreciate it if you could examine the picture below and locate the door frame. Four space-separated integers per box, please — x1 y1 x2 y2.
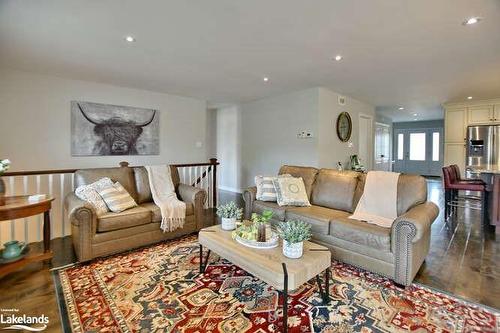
358 113 374 170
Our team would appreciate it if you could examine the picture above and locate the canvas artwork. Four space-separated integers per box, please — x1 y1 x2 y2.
71 101 159 156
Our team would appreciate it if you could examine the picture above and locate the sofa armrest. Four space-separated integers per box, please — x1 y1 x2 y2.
242 186 257 219
392 202 439 243
178 184 206 229
64 192 96 228
64 192 97 261
391 201 439 285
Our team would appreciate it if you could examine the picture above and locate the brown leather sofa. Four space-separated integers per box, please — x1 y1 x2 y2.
243 165 439 286
64 164 206 262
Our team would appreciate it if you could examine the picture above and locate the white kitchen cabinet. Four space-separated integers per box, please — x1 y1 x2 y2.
445 107 466 143
467 105 495 124
494 104 500 121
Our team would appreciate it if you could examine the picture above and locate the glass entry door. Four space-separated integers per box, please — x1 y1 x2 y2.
393 128 443 176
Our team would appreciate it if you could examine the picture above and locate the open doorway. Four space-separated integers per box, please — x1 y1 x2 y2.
374 122 392 171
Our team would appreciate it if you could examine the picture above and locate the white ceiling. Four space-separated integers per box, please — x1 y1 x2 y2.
1 0 500 121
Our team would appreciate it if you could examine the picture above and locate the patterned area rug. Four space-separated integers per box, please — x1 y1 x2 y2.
53 235 499 332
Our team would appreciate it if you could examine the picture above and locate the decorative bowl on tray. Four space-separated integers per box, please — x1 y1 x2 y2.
232 221 279 249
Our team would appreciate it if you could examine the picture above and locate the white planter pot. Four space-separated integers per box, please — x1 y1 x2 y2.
221 217 237 231
282 240 303 259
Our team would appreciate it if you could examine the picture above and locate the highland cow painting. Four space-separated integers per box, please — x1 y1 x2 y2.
71 101 159 156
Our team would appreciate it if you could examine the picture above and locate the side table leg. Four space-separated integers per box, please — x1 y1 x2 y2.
43 211 51 253
282 263 288 333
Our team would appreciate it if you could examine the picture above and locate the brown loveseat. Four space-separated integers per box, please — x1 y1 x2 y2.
64 164 206 261
243 165 439 286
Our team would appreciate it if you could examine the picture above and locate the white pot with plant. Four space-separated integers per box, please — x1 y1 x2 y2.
216 201 243 231
277 220 312 259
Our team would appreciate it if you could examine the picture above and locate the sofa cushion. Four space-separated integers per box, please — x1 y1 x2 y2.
75 167 138 202
329 217 391 252
397 174 427 215
311 169 359 212
133 167 153 204
286 206 350 235
97 206 151 232
253 201 286 221
278 165 318 199
141 202 194 222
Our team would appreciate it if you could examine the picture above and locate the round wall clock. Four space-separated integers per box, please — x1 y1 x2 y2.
336 112 352 142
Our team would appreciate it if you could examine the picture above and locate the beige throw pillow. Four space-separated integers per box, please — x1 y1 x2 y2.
98 182 138 213
75 177 114 216
255 174 291 202
272 177 311 207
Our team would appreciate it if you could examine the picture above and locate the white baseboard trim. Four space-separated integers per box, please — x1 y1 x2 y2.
218 185 243 193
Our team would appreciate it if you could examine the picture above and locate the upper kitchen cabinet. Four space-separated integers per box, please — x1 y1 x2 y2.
445 107 466 142
467 105 495 124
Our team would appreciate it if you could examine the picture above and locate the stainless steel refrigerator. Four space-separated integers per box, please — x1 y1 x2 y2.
466 125 500 170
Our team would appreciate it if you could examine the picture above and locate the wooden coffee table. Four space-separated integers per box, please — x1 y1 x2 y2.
198 225 331 333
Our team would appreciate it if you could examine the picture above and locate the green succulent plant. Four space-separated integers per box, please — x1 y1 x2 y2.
277 220 312 244
216 201 243 219
251 210 273 225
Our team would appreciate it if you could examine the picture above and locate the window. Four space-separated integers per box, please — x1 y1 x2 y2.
409 133 426 161
432 132 440 161
397 133 404 160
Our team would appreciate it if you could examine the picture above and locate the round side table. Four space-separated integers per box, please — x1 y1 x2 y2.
0 195 54 277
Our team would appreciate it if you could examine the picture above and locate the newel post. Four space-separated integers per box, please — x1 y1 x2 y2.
210 158 218 207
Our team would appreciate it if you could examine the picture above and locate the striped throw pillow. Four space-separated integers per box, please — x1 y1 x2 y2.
97 182 138 213
255 174 291 202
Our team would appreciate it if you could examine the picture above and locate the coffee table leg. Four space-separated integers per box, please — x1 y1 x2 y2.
199 244 203 273
315 268 330 304
282 263 288 333
199 244 211 274
43 210 51 253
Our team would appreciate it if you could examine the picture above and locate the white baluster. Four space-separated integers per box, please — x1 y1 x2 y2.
36 175 41 241
9 177 15 240
48 174 53 240
60 174 65 236
23 176 29 243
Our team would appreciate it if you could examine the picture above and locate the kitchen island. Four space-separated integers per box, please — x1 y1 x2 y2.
467 167 500 233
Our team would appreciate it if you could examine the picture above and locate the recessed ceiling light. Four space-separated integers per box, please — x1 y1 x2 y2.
413 113 418 116
463 17 481 25
125 36 135 42
398 107 405 110
334 55 343 61
467 96 473 100
263 77 269 82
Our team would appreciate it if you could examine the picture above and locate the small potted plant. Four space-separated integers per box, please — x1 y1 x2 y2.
251 210 273 242
0 159 10 206
216 201 243 231
277 220 312 259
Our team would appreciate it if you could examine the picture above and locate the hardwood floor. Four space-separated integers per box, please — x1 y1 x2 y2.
0 184 498 332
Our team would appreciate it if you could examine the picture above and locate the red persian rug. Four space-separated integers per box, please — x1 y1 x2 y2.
53 235 499 332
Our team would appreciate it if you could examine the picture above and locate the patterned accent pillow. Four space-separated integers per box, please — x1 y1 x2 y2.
97 182 138 213
75 177 113 216
255 174 291 202
272 177 311 207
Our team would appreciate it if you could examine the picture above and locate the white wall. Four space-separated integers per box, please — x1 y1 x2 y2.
318 87 375 168
215 105 242 192
0 68 209 171
238 87 375 188
240 88 319 187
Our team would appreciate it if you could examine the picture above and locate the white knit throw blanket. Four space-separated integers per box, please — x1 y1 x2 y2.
349 171 400 228
145 165 186 232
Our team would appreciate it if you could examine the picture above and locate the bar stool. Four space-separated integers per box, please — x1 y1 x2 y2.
450 164 485 201
442 166 487 224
